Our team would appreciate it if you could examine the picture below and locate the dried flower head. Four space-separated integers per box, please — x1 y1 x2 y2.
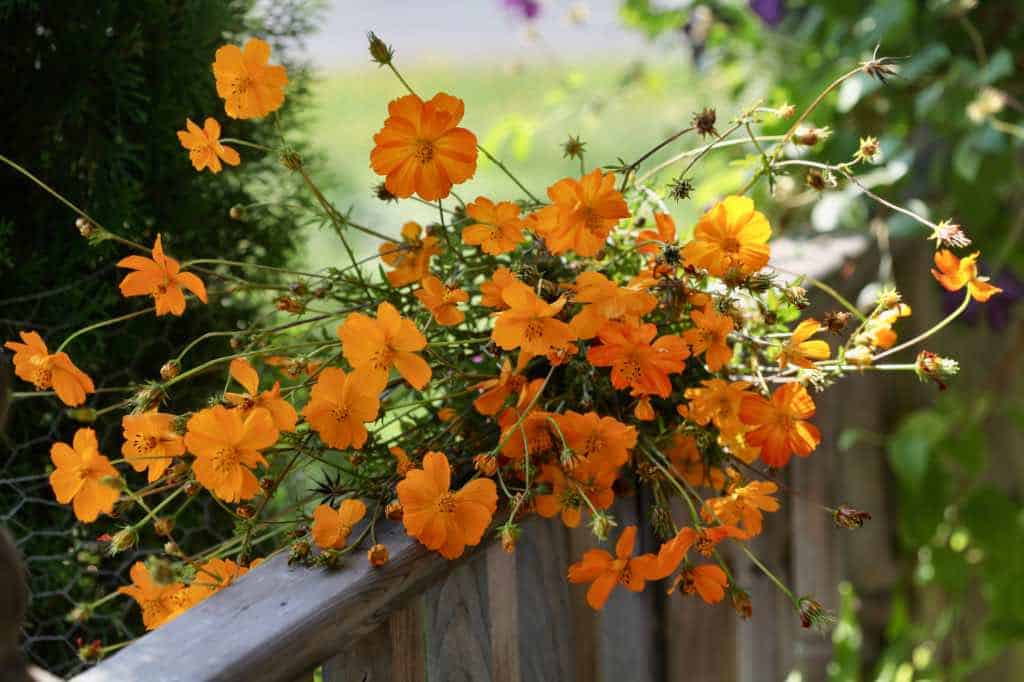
692 107 718 137
667 175 694 201
833 504 871 529
929 220 971 249
860 45 898 84
562 134 586 160
854 136 882 164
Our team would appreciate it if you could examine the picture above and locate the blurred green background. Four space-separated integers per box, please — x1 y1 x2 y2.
2 0 1022 678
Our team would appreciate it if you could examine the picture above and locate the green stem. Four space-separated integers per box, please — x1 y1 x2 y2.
873 289 971 361
57 307 155 352
477 145 542 204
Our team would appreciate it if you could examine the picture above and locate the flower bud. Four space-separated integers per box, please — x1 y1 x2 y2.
500 525 520 553
229 205 245 221
160 360 181 380
164 541 184 557
731 588 753 619
367 543 389 567
367 32 394 66
822 311 851 335
589 511 617 541
153 517 175 537
77 638 103 663
236 504 255 519
385 500 403 521
473 453 497 476
797 596 836 631
915 350 959 391
280 151 303 171
183 480 201 497
76 217 95 238
107 528 138 556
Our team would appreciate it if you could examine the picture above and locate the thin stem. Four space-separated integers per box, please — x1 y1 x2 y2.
873 289 971 361
57 307 155 352
477 145 542 204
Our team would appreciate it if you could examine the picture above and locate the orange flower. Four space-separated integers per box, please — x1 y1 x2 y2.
499 410 561 461
559 410 637 471
301 367 380 450
415 275 468 326
703 480 779 537
931 250 1002 302
5 331 94 406
117 235 207 316
224 358 298 432
118 562 188 631
586 321 689 398
338 302 431 391
532 169 630 257
665 433 726 489
370 92 478 200
739 383 820 468
213 37 288 119
396 452 497 559
49 428 120 523
379 222 442 288
682 196 771 276
668 565 729 604
569 271 657 339
567 526 659 610
479 266 520 309
634 397 655 421
121 412 185 483
778 319 830 369
185 405 278 502
491 282 576 357
637 212 678 256
683 307 734 372
472 355 528 415
683 379 753 433
461 197 527 255
311 499 367 549
390 446 415 476
534 462 615 528
187 558 249 605
176 118 240 173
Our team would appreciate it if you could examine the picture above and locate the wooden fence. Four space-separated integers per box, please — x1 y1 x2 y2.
66 234 906 682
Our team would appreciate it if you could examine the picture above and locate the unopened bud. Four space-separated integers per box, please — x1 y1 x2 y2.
589 512 617 541
367 543 389 567
797 596 836 631
164 541 184 557
731 588 753 619
76 217 95 238
107 528 138 556
160 360 180 380
236 504 255 519
367 32 394 66
385 500 403 521
153 517 175 537
229 205 245 221
280 151 303 171
473 453 497 476
915 350 959 391
183 480 202 496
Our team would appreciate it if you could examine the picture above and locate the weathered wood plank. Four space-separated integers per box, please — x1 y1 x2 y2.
322 620 391 682
388 601 426 682
423 551 492 682
72 521 489 682
487 543 519 682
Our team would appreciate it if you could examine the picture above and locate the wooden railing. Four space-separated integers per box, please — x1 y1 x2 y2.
69 234 892 682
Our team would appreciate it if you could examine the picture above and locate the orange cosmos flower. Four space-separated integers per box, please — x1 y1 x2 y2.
462 196 527 255
301 367 380 450
370 92 478 200
49 428 120 523
682 196 771 276
117 235 207 316
187 558 249 605
379 222 442 288
931 250 1002 302
638 212 679 256
311 499 367 550
121 412 185 483
532 169 630 257
479 266 520 309
558 410 637 471
184 405 278 502
415 275 468 326
778 319 830 369
534 462 615 528
396 452 497 559
499 409 562 461
472 355 528 415
665 433 726 490
5 331 94 406
118 562 188 631
491 282 576 357
739 383 820 468
703 480 779 537
567 525 659 610
338 302 431 391
213 37 288 120
668 564 729 604
683 379 753 433
224 358 298 432
569 271 657 339
176 117 240 173
683 307 734 372
586 321 689 398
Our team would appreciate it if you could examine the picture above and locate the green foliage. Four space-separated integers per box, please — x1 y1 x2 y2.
0 0 318 673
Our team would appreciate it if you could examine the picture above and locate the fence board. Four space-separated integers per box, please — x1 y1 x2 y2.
424 552 492 682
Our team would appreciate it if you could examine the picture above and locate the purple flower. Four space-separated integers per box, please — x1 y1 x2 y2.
749 0 784 26
943 268 1023 331
503 0 541 20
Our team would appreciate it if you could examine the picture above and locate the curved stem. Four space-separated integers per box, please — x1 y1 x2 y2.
57 307 155 352
477 145 542 204
873 289 971 361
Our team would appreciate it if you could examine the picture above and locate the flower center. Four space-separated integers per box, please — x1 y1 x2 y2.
619 357 643 384
524 319 545 342
414 140 435 164
580 206 604 235
581 434 605 458
330 405 351 422
371 346 395 371
133 433 159 454
213 447 241 473
721 236 742 254
30 364 53 390
436 492 457 513
613 558 631 584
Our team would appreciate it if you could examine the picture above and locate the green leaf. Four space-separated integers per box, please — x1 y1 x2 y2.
887 411 949 487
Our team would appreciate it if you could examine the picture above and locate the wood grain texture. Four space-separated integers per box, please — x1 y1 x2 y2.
487 543 520 682
71 521 488 682
424 552 492 682
322 621 392 682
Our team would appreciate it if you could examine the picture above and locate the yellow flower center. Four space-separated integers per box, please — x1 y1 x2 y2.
30 363 53 390
414 140 435 164
436 492 457 513
133 433 159 455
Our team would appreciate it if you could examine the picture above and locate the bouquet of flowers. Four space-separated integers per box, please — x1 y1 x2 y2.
2 33 1000 653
